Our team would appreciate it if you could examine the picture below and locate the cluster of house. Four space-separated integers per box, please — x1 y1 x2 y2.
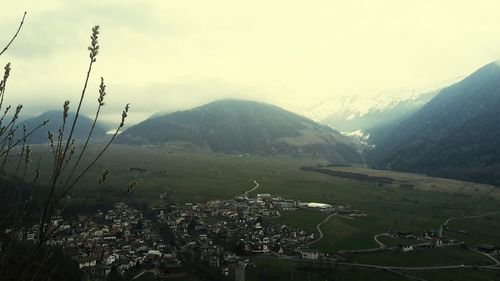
8 191 369 281
157 192 366 277
14 202 183 280
388 228 499 255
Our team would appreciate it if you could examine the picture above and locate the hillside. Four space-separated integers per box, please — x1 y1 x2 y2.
117 99 361 163
367 62 500 185
18 111 107 144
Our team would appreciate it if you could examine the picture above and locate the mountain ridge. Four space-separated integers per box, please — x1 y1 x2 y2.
367 62 500 185
18 111 108 144
118 99 362 164
303 78 463 133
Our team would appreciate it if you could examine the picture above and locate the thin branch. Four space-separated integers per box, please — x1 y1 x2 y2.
39 59 94 243
39 26 100 243
0 120 47 157
13 125 27 175
58 103 129 200
0 12 27 57
64 77 106 187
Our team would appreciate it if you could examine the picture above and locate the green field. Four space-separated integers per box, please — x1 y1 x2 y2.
352 246 491 266
446 212 500 247
22 144 499 247
247 257 500 281
15 144 500 279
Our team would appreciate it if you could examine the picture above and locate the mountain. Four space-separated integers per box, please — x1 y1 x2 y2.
305 92 436 133
302 79 463 133
367 62 500 185
117 99 362 163
18 111 107 144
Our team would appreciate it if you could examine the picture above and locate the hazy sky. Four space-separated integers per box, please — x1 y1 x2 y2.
1 0 500 125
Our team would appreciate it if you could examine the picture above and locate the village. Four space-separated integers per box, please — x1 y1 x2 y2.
8 185 366 281
9 186 499 281
12 202 183 280
155 188 368 280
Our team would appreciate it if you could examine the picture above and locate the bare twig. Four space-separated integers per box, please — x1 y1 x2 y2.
63 77 106 187
0 12 27 57
59 103 129 200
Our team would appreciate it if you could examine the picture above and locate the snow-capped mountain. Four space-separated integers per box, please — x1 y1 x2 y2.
343 129 371 146
302 77 463 133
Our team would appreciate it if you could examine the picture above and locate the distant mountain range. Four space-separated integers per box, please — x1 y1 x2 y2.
117 99 362 164
303 79 462 133
18 62 500 186
367 62 500 185
18 111 107 144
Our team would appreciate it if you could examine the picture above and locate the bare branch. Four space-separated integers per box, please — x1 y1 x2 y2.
0 12 27 57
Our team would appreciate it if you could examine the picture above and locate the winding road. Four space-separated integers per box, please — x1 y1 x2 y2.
438 211 500 265
374 233 390 248
473 248 500 266
244 179 260 197
440 211 498 236
307 213 335 245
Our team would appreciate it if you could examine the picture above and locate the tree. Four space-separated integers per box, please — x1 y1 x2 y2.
0 12 130 281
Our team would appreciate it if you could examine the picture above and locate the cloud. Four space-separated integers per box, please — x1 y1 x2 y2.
2 0 500 124
0 0 177 59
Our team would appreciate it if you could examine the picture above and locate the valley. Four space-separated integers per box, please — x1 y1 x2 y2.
2 3 500 281
18 143 498 280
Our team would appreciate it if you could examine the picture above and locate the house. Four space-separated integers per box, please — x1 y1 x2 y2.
390 229 412 238
78 255 98 269
274 200 296 210
301 250 319 260
477 244 498 253
257 194 271 199
105 253 119 265
400 245 414 252
251 243 269 254
209 256 220 268
424 229 440 238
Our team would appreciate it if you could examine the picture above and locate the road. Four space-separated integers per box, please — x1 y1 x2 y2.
374 233 390 248
385 268 429 281
473 248 500 266
337 233 393 254
436 211 500 266
440 211 498 236
244 179 259 197
307 213 335 245
279 256 500 271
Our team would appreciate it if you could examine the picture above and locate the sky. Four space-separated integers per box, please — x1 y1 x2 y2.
1 0 500 125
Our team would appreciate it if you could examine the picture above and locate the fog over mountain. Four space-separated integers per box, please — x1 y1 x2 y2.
3 1 500 126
